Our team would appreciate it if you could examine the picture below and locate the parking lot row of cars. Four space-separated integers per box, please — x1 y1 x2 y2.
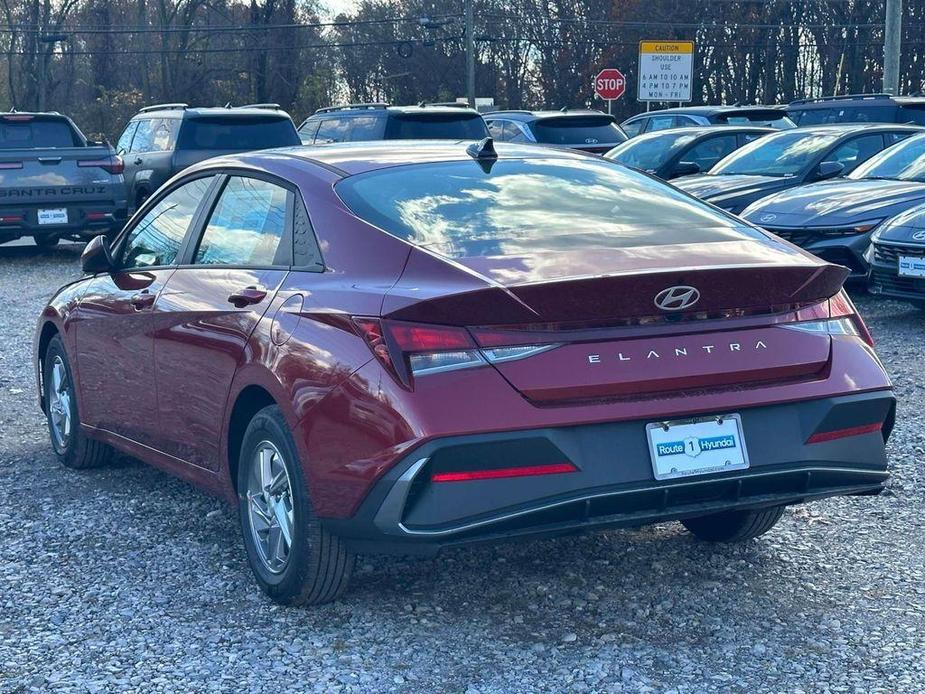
4 93 925 308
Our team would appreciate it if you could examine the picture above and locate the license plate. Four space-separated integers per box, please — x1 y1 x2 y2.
898 255 925 278
646 414 749 481
38 208 68 225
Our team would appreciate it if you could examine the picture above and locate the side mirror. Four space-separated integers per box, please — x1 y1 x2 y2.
671 161 701 178
81 235 115 274
814 160 845 181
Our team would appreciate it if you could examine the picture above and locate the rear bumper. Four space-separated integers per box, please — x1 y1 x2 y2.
0 202 128 238
324 390 895 555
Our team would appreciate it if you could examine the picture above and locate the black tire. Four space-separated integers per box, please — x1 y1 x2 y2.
237 405 354 606
681 505 786 542
43 335 112 469
34 235 60 248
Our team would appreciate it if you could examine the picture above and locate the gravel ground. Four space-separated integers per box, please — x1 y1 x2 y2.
1 244 924 694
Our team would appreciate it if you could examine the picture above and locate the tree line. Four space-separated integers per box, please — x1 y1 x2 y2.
0 0 920 140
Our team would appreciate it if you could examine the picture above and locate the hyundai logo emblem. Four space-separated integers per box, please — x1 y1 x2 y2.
759 213 777 223
654 286 701 311
584 137 599 144
913 230 925 241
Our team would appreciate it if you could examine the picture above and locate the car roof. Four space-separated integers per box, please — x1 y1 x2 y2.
765 123 922 136
308 104 481 118
622 125 774 140
484 109 613 122
133 105 291 119
788 93 925 108
215 140 596 177
632 105 785 118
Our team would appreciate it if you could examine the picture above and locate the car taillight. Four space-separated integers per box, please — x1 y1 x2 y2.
785 291 874 347
78 155 124 175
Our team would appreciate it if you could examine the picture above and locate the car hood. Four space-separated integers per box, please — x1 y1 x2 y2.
742 179 925 228
673 174 790 200
874 201 925 242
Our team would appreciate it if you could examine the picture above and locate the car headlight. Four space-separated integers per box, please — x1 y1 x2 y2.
816 220 883 236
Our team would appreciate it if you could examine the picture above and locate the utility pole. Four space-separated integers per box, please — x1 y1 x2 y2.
883 0 902 95
465 0 475 108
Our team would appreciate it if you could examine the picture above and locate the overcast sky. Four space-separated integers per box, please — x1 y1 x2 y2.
321 0 358 17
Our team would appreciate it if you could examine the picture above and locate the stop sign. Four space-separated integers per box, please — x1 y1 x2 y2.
594 68 626 101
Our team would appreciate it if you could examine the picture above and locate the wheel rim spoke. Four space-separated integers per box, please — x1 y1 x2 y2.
48 357 72 448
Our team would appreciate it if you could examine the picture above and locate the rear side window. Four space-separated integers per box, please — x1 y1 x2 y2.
194 177 289 266
121 177 214 268
682 134 739 171
176 117 299 150
346 116 384 141
645 116 678 132
315 119 350 144
529 116 625 144
384 113 489 140
336 158 763 260
823 134 885 171
0 117 81 148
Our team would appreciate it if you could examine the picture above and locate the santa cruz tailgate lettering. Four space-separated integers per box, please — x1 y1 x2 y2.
0 186 107 198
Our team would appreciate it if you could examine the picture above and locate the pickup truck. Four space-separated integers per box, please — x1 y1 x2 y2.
0 111 128 247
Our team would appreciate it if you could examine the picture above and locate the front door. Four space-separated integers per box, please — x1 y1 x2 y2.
152 174 293 470
74 175 216 447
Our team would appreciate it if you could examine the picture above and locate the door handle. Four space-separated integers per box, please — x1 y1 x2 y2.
130 290 155 310
133 157 143 165
228 286 267 308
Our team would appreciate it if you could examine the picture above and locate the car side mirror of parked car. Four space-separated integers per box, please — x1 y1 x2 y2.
81 235 115 274
671 161 701 178
813 161 845 181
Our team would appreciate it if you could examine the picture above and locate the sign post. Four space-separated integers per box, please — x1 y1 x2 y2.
637 41 694 105
593 68 626 114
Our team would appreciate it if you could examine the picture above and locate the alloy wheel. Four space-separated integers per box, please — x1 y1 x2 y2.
246 441 295 574
48 356 72 449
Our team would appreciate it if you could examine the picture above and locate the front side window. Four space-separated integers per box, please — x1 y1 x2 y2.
336 158 764 261
710 130 840 177
121 177 214 268
850 132 925 181
607 131 699 171
116 122 138 153
822 134 885 172
298 119 320 144
315 119 350 144
621 119 645 137
486 120 505 139
682 134 739 171
194 177 288 266
130 120 154 153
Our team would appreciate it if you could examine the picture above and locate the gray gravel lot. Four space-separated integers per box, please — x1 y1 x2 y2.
1 243 924 694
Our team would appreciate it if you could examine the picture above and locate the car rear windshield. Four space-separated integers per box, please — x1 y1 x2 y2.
710 130 839 177
0 117 81 148
384 113 489 140
336 158 764 259
607 131 699 171
850 132 925 181
176 116 300 150
529 116 626 145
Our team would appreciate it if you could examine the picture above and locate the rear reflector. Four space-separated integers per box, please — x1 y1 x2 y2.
85 211 110 221
0 161 23 169
431 462 577 483
0 214 23 223
806 422 882 444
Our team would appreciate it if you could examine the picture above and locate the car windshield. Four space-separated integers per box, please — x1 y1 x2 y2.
336 158 765 259
530 116 626 145
606 131 699 171
176 117 300 150
384 113 489 140
849 133 925 181
0 117 81 148
710 130 839 177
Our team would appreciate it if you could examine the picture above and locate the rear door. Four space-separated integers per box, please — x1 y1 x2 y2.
74 175 216 447
152 173 292 470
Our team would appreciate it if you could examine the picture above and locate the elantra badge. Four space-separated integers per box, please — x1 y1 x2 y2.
913 230 925 241
654 286 700 311
760 213 777 223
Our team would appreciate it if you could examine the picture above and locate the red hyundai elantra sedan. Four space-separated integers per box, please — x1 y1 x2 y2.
34 139 895 605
